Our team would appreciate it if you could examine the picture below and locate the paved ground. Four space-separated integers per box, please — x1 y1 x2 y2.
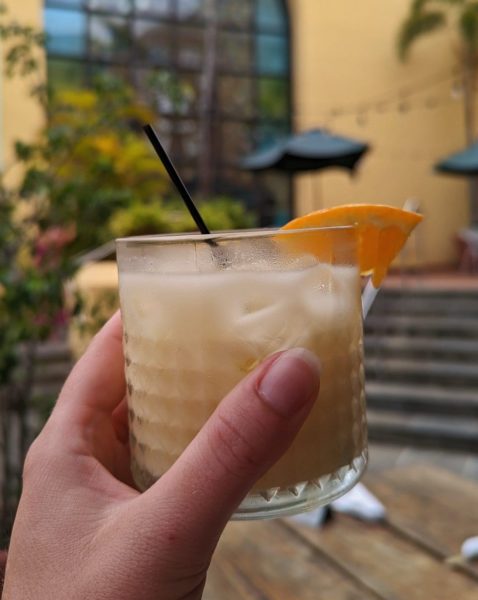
368 442 478 482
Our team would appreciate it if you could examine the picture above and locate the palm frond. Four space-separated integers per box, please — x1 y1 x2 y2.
397 11 447 60
459 2 478 49
430 0 466 5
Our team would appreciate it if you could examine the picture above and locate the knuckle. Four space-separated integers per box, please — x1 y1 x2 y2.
22 429 59 483
22 437 45 480
208 411 264 480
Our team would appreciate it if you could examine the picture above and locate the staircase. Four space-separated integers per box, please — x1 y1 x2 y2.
33 340 72 402
29 286 478 453
365 287 478 453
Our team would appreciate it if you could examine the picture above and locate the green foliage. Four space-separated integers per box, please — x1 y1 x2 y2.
398 0 478 60
398 11 446 60
0 3 254 396
0 5 171 391
109 196 254 238
460 2 478 48
198 197 255 231
109 201 183 237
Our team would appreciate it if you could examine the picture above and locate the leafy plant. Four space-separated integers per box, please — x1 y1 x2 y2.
398 0 478 221
109 196 254 238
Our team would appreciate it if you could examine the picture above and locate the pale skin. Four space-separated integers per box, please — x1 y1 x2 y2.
3 312 321 600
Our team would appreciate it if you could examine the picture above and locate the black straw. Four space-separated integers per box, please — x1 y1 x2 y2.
143 124 211 235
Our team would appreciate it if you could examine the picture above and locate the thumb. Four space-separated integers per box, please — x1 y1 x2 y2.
139 348 320 555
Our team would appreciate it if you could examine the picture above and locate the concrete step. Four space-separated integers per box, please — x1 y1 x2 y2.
378 288 478 300
366 356 478 386
366 381 478 416
371 296 478 318
365 335 478 360
36 341 71 363
367 409 478 452
365 314 478 337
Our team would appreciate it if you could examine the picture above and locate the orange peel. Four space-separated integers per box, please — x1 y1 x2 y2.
281 204 423 286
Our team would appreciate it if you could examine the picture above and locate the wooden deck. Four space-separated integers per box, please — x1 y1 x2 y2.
204 466 478 599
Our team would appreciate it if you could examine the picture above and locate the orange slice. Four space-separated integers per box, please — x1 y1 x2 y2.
282 204 423 286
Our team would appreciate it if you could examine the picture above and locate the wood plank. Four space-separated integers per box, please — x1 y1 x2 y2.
366 466 478 569
285 513 478 600
205 520 378 600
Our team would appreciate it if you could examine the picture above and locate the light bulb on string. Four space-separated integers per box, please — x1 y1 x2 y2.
398 99 410 114
356 111 368 126
425 96 439 109
451 79 464 99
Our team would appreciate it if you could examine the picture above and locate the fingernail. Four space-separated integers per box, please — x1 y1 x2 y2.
257 348 321 418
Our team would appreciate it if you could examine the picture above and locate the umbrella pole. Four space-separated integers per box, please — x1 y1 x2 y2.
313 174 323 210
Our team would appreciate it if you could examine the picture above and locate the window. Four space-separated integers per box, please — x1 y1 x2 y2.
45 0 291 224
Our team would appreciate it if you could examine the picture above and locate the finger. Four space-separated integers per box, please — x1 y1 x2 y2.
54 311 125 427
112 397 129 445
138 348 320 556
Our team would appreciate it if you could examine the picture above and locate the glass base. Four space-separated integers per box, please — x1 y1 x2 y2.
231 449 368 521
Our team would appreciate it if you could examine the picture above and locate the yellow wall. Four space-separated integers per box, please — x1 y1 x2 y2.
0 0 471 266
0 0 44 185
290 0 470 267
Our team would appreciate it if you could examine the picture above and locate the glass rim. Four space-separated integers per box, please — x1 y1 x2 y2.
116 225 356 247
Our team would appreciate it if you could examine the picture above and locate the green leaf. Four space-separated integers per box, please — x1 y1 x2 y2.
397 11 447 60
459 2 478 48
14 141 34 161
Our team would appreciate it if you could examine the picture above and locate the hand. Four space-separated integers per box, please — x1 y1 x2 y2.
3 312 320 600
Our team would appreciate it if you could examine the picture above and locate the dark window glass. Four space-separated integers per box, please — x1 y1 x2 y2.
48 58 86 89
174 119 200 162
135 0 171 17
258 78 288 119
177 26 204 69
175 73 200 115
154 116 174 149
139 70 198 116
88 0 132 14
45 8 87 56
220 121 252 165
90 62 129 82
254 120 289 150
256 0 286 32
47 0 84 7
217 31 252 72
256 34 288 75
177 0 206 21
45 0 291 225
218 76 253 118
134 20 171 65
218 0 253 28
90 15 132 61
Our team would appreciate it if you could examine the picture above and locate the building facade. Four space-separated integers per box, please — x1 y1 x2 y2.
0 0 472 267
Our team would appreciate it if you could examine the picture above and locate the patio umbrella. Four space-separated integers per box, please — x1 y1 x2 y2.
241 128 370 226
435 141 478 176
241 128 370 173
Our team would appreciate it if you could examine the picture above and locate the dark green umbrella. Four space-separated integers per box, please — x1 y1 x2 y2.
435 142 478 176
241 128 370 173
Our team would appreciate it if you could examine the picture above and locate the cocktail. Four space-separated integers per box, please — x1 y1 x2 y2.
117 202 421 520
118 127 422 520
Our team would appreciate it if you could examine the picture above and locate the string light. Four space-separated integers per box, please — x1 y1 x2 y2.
296 66 468 123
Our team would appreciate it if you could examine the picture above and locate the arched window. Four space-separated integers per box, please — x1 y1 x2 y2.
45 0 291 224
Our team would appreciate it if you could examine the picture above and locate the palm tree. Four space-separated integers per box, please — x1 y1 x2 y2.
398 0 478 219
